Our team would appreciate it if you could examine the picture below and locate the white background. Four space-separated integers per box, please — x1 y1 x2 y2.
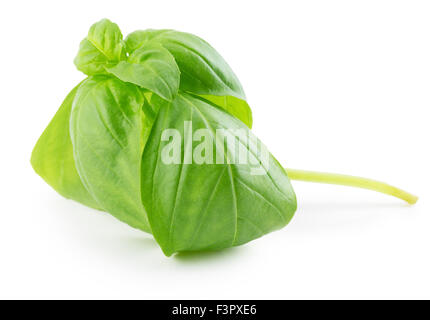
1 0 429 299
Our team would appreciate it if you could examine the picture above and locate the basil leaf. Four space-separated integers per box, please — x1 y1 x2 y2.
140 93 296 256
70 76 151 232
31 82 101 209
198 94 252 128
74 19 126 75
106 43 180 101
125 30 252 127
125 30 169 53
125 30 245 99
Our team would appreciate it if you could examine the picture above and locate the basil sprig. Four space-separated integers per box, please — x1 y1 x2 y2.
31 19 417 256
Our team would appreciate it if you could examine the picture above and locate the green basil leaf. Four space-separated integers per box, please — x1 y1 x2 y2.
140 92 172 146
125 29 168 53
125 30 245 98
31 82 101 209
74 19 125 75
106 43 180 101
125 30 252 127
140 93 296 256
198 94 252 128
70 76 151 232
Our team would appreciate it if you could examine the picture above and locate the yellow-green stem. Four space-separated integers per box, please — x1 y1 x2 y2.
285 168 418 205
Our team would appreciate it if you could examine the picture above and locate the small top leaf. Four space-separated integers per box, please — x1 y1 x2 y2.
125 29 253 127
74 19 125 75
125 29 247 100
106 43 180 101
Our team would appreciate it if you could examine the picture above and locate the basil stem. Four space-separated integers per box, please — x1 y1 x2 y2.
285 168 418 205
